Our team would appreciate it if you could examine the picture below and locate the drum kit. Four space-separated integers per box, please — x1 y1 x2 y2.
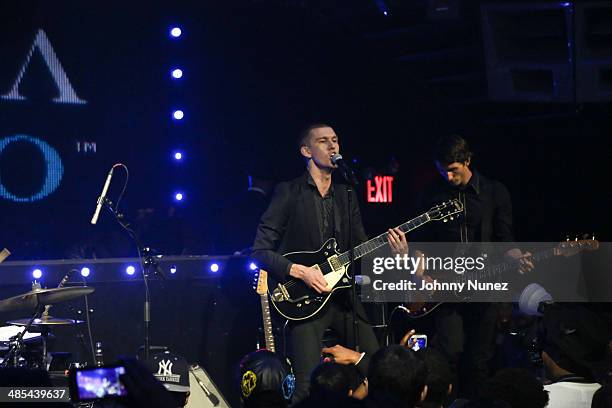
0 282 95 369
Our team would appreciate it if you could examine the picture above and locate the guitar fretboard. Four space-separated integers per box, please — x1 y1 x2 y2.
259 294 275 352
335 213 431 267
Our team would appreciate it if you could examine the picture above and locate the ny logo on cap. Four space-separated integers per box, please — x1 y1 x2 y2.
157 360 174 376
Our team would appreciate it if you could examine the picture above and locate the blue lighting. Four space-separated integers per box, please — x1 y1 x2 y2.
175 192 184 201
172 110 184 120
383 11 388 16
32 269 43 279
210 263 219 273
170 27 182 38
80 267 91 277
126 265 136 276
171 68 183 79
170 265 177 274
249 262 258 271
174 151 183 161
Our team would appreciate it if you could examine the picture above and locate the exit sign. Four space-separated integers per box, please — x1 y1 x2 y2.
366 175 393 203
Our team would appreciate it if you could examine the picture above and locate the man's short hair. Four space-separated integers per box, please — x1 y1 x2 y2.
481 368 549 408
310 363 357 397
367 345 427 407
417 348 453 408
298 123 333 149
435 134 473 164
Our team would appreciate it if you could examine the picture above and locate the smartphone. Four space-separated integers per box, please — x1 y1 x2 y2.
69 365 128 401
410 334 427 351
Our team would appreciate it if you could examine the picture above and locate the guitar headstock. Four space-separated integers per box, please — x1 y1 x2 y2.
427 199 464 223
556 236 600 257
252 268 269 295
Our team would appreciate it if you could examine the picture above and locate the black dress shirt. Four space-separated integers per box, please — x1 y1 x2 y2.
411 170 515 245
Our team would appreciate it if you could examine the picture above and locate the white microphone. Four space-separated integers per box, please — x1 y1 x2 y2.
90 167 115 225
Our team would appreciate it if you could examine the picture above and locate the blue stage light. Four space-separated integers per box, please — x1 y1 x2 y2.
174 192 184 201
80 267 91 277
174 151 183 161
171 68 183 79
170 265 177 274
210 263 219 273
172 110 184 120
32 269 43 279
126 265 136 276
170 27 182 38
249 262 258 271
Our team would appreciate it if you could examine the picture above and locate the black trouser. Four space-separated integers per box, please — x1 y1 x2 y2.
287 302 379 404
432 303 500 399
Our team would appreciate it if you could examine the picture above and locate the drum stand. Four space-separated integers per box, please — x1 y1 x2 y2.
1 303 44 368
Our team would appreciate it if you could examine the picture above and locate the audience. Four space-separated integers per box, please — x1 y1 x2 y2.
365 345 428 408
417 347 454 408
480 367 549 408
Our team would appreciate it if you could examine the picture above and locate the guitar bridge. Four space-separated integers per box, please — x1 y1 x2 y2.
272 284 289 302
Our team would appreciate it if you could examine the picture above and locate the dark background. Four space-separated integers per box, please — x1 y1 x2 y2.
2 0 610 261
1 1 612 405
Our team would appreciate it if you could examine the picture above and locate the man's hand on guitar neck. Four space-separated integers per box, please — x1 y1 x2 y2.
388 227 408 255
289 263 331 293
505 248 534 274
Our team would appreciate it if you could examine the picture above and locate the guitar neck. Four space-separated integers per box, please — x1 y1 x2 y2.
336 213 431 266
473 247 556 281
259 294 275 353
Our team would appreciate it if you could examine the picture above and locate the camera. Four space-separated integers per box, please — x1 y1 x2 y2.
69 364 128 401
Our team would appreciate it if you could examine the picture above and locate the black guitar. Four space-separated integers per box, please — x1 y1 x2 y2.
269 199 463 321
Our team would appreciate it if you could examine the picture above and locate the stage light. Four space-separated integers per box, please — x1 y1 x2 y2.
126 265 136 276
32 269 43 279
172 110 184 120
80 267 91 277
174 151 183 161
210 263 219 273
170 27 182 38
170 265 177 274
171 68 183 79
249 262 258 271
383 11 388 15
174 192 184 201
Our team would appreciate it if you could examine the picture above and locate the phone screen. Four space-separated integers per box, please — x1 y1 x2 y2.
411 336 427 351
74 366 127 400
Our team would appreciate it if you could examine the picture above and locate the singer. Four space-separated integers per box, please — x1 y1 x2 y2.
251 123 408 403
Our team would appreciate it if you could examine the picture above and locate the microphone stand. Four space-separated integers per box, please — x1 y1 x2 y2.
339 166 360 352
102 198 165 360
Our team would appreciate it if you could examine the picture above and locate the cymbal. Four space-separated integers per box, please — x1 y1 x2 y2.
0 286 94 312
7 316 84 326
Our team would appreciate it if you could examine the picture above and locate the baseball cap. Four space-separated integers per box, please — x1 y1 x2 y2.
238 349 295 402
145 351 190 393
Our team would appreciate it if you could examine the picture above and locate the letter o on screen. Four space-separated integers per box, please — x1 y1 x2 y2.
0 134 64 202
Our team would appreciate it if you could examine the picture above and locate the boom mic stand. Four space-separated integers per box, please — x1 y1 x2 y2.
102 198 165 360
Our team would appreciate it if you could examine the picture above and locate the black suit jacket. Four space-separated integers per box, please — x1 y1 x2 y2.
252 172 370 319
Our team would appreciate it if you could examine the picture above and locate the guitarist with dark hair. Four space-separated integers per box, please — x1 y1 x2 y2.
410 134 534 398
252 124 408 403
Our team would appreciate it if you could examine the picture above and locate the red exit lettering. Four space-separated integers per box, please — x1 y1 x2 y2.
367 176 394 203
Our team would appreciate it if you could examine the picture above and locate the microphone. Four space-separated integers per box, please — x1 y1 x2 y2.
91 167 115 225
330 153 359 185
355 275 371 286
518 283 553 316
